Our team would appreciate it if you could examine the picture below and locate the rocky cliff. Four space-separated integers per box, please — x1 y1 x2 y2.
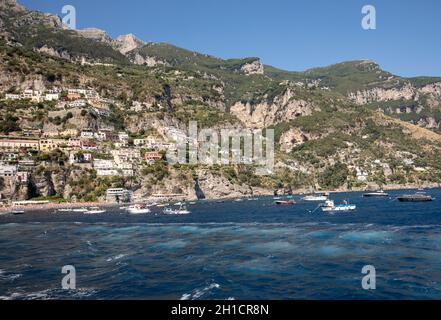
230 88 316 128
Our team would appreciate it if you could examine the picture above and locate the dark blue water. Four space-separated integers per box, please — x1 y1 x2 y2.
1 189 441 300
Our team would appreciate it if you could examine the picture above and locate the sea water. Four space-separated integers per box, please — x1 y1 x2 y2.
0 189 441 300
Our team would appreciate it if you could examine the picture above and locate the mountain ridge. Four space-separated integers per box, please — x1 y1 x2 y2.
1 1 441 202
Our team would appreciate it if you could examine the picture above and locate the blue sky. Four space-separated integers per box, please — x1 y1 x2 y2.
18 0 441 77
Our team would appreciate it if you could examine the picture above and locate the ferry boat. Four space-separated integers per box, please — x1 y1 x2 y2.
397 192 433 202
363 190 389 197
302 193 328 202
321 199 356 212
127 205 151 214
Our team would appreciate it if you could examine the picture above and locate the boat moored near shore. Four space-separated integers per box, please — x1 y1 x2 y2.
397 192 433 202
363 190 389 197
127 205 151 214
321 199 356 213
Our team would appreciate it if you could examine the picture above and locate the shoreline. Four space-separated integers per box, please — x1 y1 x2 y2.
0 183 439 213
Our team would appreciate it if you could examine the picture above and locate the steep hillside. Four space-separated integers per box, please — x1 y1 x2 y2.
1 0 441 203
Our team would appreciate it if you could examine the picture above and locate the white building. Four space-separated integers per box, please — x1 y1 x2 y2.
68 99 87 108
0 165 17 177
5 93 21 100
111 149 141 164
81 131 95 139
118 132 129 142
44 93 60 101
356 168 369 182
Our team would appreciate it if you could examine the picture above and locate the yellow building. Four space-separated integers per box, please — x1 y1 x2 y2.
0 139 40 151
39 139 66 152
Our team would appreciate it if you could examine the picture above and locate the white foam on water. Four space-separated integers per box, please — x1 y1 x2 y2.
0 269 22 282
0 287 98 300
232 257 276 274
339 231 393 243
156 239 188 250
106 254 126 262
248 241 296 253
180 283 220 300
318 245 347 257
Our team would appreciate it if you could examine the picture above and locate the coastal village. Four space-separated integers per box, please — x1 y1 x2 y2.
0 86 190 208
0 85 438 210
1 0 441 211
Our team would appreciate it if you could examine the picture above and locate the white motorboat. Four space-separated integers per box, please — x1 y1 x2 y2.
163 205 190 215
72 207 89 213
156 203 169 208
321 199 356 212
84 207 106 214
363 190 389 197
12 209 25 215
302 193 328 201
127 205 151 214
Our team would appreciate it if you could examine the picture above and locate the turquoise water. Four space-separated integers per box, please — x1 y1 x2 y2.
1 189 441 300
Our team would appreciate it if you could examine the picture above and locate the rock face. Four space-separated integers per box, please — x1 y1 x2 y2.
0 0 25 11
348 82 441 105
32 168 66 197
348 84 416 104
240 59 264 75
132 53 169 67
279 128 310 153
37 45 72 60
76 28 113 43
113 34 145 54
230 88 316 128
195 169 270 199
0 177 27 201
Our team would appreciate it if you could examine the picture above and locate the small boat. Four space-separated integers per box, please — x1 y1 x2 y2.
12 209 25 215
72 207 88 213
275 200 297 205
58 208 73 212
363 190 389 197
321 199 356 212
156 204 167 208
163 205 190 215
302 193 328 201
234 199 244 202
189 202 197 205
173 202 183 206
84 207 106 214
273 197 282 200
127 205 151 214
397 192 433 202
